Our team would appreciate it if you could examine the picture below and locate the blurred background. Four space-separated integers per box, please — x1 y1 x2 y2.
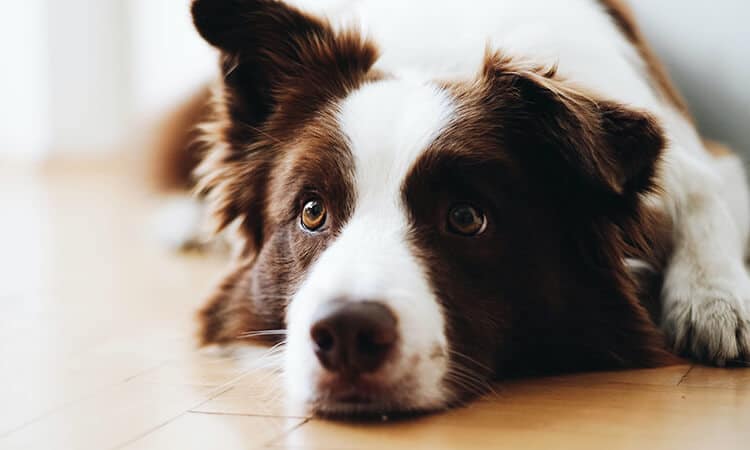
0 3 748 447
0 0 748 164
0 0 213 163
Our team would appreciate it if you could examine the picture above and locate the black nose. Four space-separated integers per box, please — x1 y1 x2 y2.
310 301 398 377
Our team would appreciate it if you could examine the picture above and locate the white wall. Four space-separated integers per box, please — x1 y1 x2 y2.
128 0 215 123
0 0 215 161
0 0 50 160
630 0 750 157
45 0 131 156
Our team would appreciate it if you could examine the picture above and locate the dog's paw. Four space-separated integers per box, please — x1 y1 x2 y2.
663 284 750 366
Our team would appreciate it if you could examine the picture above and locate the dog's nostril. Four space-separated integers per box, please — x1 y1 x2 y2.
357 332 378 354
309 301 398 376
356 325 396 354
311 327 335 352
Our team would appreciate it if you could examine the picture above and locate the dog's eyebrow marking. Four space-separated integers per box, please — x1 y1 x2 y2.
337 78 456 201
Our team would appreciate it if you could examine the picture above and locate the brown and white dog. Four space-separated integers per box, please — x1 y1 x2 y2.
154 0 750 416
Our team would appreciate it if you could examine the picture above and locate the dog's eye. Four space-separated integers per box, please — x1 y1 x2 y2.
447 204 486 236
301 199 327 231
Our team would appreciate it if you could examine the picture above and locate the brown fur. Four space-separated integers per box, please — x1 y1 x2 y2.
149 85 213 191
191 0 378 257
410 54 678 385
199 260 282 345
191 0 374 344
189 0 681 406
196 113 360 346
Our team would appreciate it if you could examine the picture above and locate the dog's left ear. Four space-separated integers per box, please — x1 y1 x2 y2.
483 56 665 199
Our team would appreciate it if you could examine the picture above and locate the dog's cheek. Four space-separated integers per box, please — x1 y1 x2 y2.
197 262 270 346
413 240 514 402
197 232 296 346
437 296 508 402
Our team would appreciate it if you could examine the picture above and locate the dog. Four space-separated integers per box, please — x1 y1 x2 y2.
153 0 750 416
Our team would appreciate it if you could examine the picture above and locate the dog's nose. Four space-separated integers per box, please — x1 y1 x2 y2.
310 301 398 376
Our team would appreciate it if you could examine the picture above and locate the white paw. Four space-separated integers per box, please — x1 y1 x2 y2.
663 282 750 366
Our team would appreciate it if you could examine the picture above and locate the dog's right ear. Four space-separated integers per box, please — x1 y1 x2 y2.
191 1 377 257
192 0 378 128
192 0 322 53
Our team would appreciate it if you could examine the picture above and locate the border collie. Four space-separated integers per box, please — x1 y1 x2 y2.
155 0 750 416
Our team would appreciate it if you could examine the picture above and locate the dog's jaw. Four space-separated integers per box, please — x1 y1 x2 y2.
284 78 457 414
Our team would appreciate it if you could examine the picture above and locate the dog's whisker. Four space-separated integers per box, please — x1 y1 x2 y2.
257 341 287 360
443 372 490 398
446 374 492 397
236 340 288 371
236 329 288 339
446 363 498 397
447 350 494 373
449 367 497 396
444 372 484 391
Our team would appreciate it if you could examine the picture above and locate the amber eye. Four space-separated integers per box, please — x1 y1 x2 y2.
447 204 487 236
301 199 327 231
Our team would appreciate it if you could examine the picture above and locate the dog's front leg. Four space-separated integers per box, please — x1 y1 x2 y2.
660 146 750 365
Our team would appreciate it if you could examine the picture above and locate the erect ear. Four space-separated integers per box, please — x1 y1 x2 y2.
484 56 665 198
191 0 378 128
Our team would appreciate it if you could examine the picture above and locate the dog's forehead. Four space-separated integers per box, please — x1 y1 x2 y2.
336 78 456 205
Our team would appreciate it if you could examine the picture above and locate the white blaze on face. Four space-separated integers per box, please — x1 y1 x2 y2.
284 77 457 410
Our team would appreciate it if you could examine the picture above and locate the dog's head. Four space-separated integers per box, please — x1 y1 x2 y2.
191 0 674 416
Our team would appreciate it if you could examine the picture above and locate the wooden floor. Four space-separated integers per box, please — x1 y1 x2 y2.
1 161 749 450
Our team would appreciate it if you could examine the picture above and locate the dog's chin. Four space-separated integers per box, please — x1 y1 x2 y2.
303 376 449 419
311 402 435 420
309 396 443 420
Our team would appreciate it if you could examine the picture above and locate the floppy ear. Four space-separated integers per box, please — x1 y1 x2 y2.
191 0 377 256
192 0 378 129
484 56 665 199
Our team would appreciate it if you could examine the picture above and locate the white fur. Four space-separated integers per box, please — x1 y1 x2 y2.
284 79 457 411
280 0 750 366
660 150 750 364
